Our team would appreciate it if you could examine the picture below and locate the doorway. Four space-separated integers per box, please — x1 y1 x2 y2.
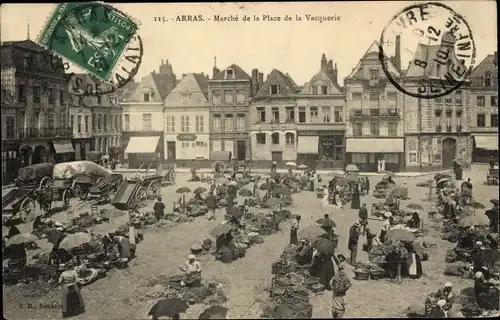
166 141 176 163
442 138 457 169
32 145 46 164
237 140 246 160
271 152 283 162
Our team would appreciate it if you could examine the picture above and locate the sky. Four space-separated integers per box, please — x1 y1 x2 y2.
1 1 497 86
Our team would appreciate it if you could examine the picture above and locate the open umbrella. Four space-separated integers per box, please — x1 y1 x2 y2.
199 305 229 319
194 187 207 194
176 187 191 194
314 238 335 255
458 214 490 227
58 232 92 250
238 188 253 197
406 204 424 211
316 217 336 228
274 186 291 195
266 198 282 207
6 233 39 246
436 178 449 188
148 298 189 319
381 170 395 177
259 183 273 191
286 162 297 167
385 229 416 242
469 202 486 209
297 164 308 169
345 164 359 172
298 226 327 240
210 223 233 237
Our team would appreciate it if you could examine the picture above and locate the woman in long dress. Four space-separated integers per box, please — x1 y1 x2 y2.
351 186 361 209
59 265 85 318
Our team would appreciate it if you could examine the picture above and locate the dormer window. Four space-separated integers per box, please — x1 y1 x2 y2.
225 69 234 79
369 70 379 80
143 93 150 102
312 86 318 95
321 86 328 95
181 92 191 102
485 72 492 87
270 85 280 95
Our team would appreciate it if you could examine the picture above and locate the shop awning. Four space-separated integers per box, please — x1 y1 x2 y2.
125 136 160 154
53 140 75 154
297 136 319 154
474 134 498 150
346 138 404 153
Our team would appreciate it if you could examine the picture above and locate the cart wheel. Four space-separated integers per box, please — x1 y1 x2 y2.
63 190 71 208
20 198 37 223
39 177 51 191
136 187 148 208
75 185 88 200
96 177 103 185
148 181 161 199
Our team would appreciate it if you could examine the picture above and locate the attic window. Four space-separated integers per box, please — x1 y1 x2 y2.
181 92 191 102
485 72 492 87
225 69 234 79
143 93 150 102
270 85 280 95
369 70 379 80
312 86 318 95
321 86 328 94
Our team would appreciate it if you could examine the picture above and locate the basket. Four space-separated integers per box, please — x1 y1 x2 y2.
220 251 233 263
116 259 128 269
370 270 384 280
354 269 370 280
169 275 183 289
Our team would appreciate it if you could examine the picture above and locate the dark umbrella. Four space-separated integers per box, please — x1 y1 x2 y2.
470 202 486 209
436 178 449 188
198 305 229 319
194 187 207 194
259 183 272 191
176 187 191 194
385 229 416 242
406 204 424 211
313 238 335 255
147 298 189 319
210 223 233 237
238 188 253 197
316 217 336 228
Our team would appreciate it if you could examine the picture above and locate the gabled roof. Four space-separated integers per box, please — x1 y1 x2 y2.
212 64 251 81
299 70 343 95
117 81 140 102
470 54 497 79
405 43 462 78
128 72 164 103
1 40 46 53
346 41 400 80
255 69 298 97
164 73 210 107
151 72 177 100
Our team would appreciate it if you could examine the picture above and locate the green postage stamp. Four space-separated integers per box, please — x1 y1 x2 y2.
37 2 138 81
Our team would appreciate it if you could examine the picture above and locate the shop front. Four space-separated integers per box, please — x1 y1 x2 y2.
124 136 162 169
51 140 76 163
346 138 404 172
2 141 20 184
472 134 498 163
297 131 345 170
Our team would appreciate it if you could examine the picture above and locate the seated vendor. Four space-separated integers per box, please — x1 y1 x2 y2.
407 212 421 229
180 254 202 287
194 192 204 202
295 239 313 265
436 282 455 306
474 271 499 309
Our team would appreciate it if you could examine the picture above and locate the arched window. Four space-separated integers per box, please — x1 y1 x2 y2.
271 132 280 145
256 133 266 144
485 72 492 87
285 132 295 145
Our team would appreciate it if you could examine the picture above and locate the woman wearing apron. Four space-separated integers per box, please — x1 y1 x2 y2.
59 265 85 318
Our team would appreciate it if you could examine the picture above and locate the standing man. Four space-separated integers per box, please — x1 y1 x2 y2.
206 192 217 221
358 203 368 235
381 158 386 172
330 254 351 319
290 215 300 245
489 156 495 170
153 197 165 222
271 161 277 173
348 221 361 265
377 158 382 173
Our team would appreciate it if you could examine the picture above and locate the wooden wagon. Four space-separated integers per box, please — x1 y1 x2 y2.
486 168 499 185
2 163 53 223
88 173 124 203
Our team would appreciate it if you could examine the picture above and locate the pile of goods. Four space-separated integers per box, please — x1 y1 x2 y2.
352 261 386 280
372 180 396 198
368 241 428 269
441 221 490 244
458 287 500 317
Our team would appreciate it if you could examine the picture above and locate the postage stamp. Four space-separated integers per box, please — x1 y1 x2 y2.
38 2 139 83
379 2 476 99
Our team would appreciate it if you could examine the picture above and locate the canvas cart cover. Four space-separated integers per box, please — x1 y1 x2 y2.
86 151 103 162
17 163 54 183
53 161 111 180
211 151 231 161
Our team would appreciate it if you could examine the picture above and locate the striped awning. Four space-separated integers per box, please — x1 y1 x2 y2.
474 134 498 150
53 140 75 154
125 136 160 154
346 138 404 153
296 136 319 154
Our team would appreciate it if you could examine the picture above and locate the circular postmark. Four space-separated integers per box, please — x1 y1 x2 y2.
45 2 143 98
379 2 476 99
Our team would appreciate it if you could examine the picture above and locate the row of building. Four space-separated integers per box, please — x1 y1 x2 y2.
1 36 498 182
122 36 498 172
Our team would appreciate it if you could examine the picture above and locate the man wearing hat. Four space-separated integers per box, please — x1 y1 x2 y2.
181 254 202 287
348 221 361 265
437 282 455 305
473 271 498 309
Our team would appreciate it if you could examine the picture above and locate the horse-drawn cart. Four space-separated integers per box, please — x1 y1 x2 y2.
486 168 499 185
2 163 53 223
88 173 124 203
112 163 163 210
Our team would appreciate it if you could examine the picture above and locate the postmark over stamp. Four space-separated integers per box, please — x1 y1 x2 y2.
379 2 476 99
38 2 139 83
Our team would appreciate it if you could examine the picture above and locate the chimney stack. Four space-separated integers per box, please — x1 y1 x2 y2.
321 53 327 71
395 35 402 72
251 69 259 94
212 56 219 79
327 60 334 78
332 62 338 83
258 72 264 88
161 59 164 65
